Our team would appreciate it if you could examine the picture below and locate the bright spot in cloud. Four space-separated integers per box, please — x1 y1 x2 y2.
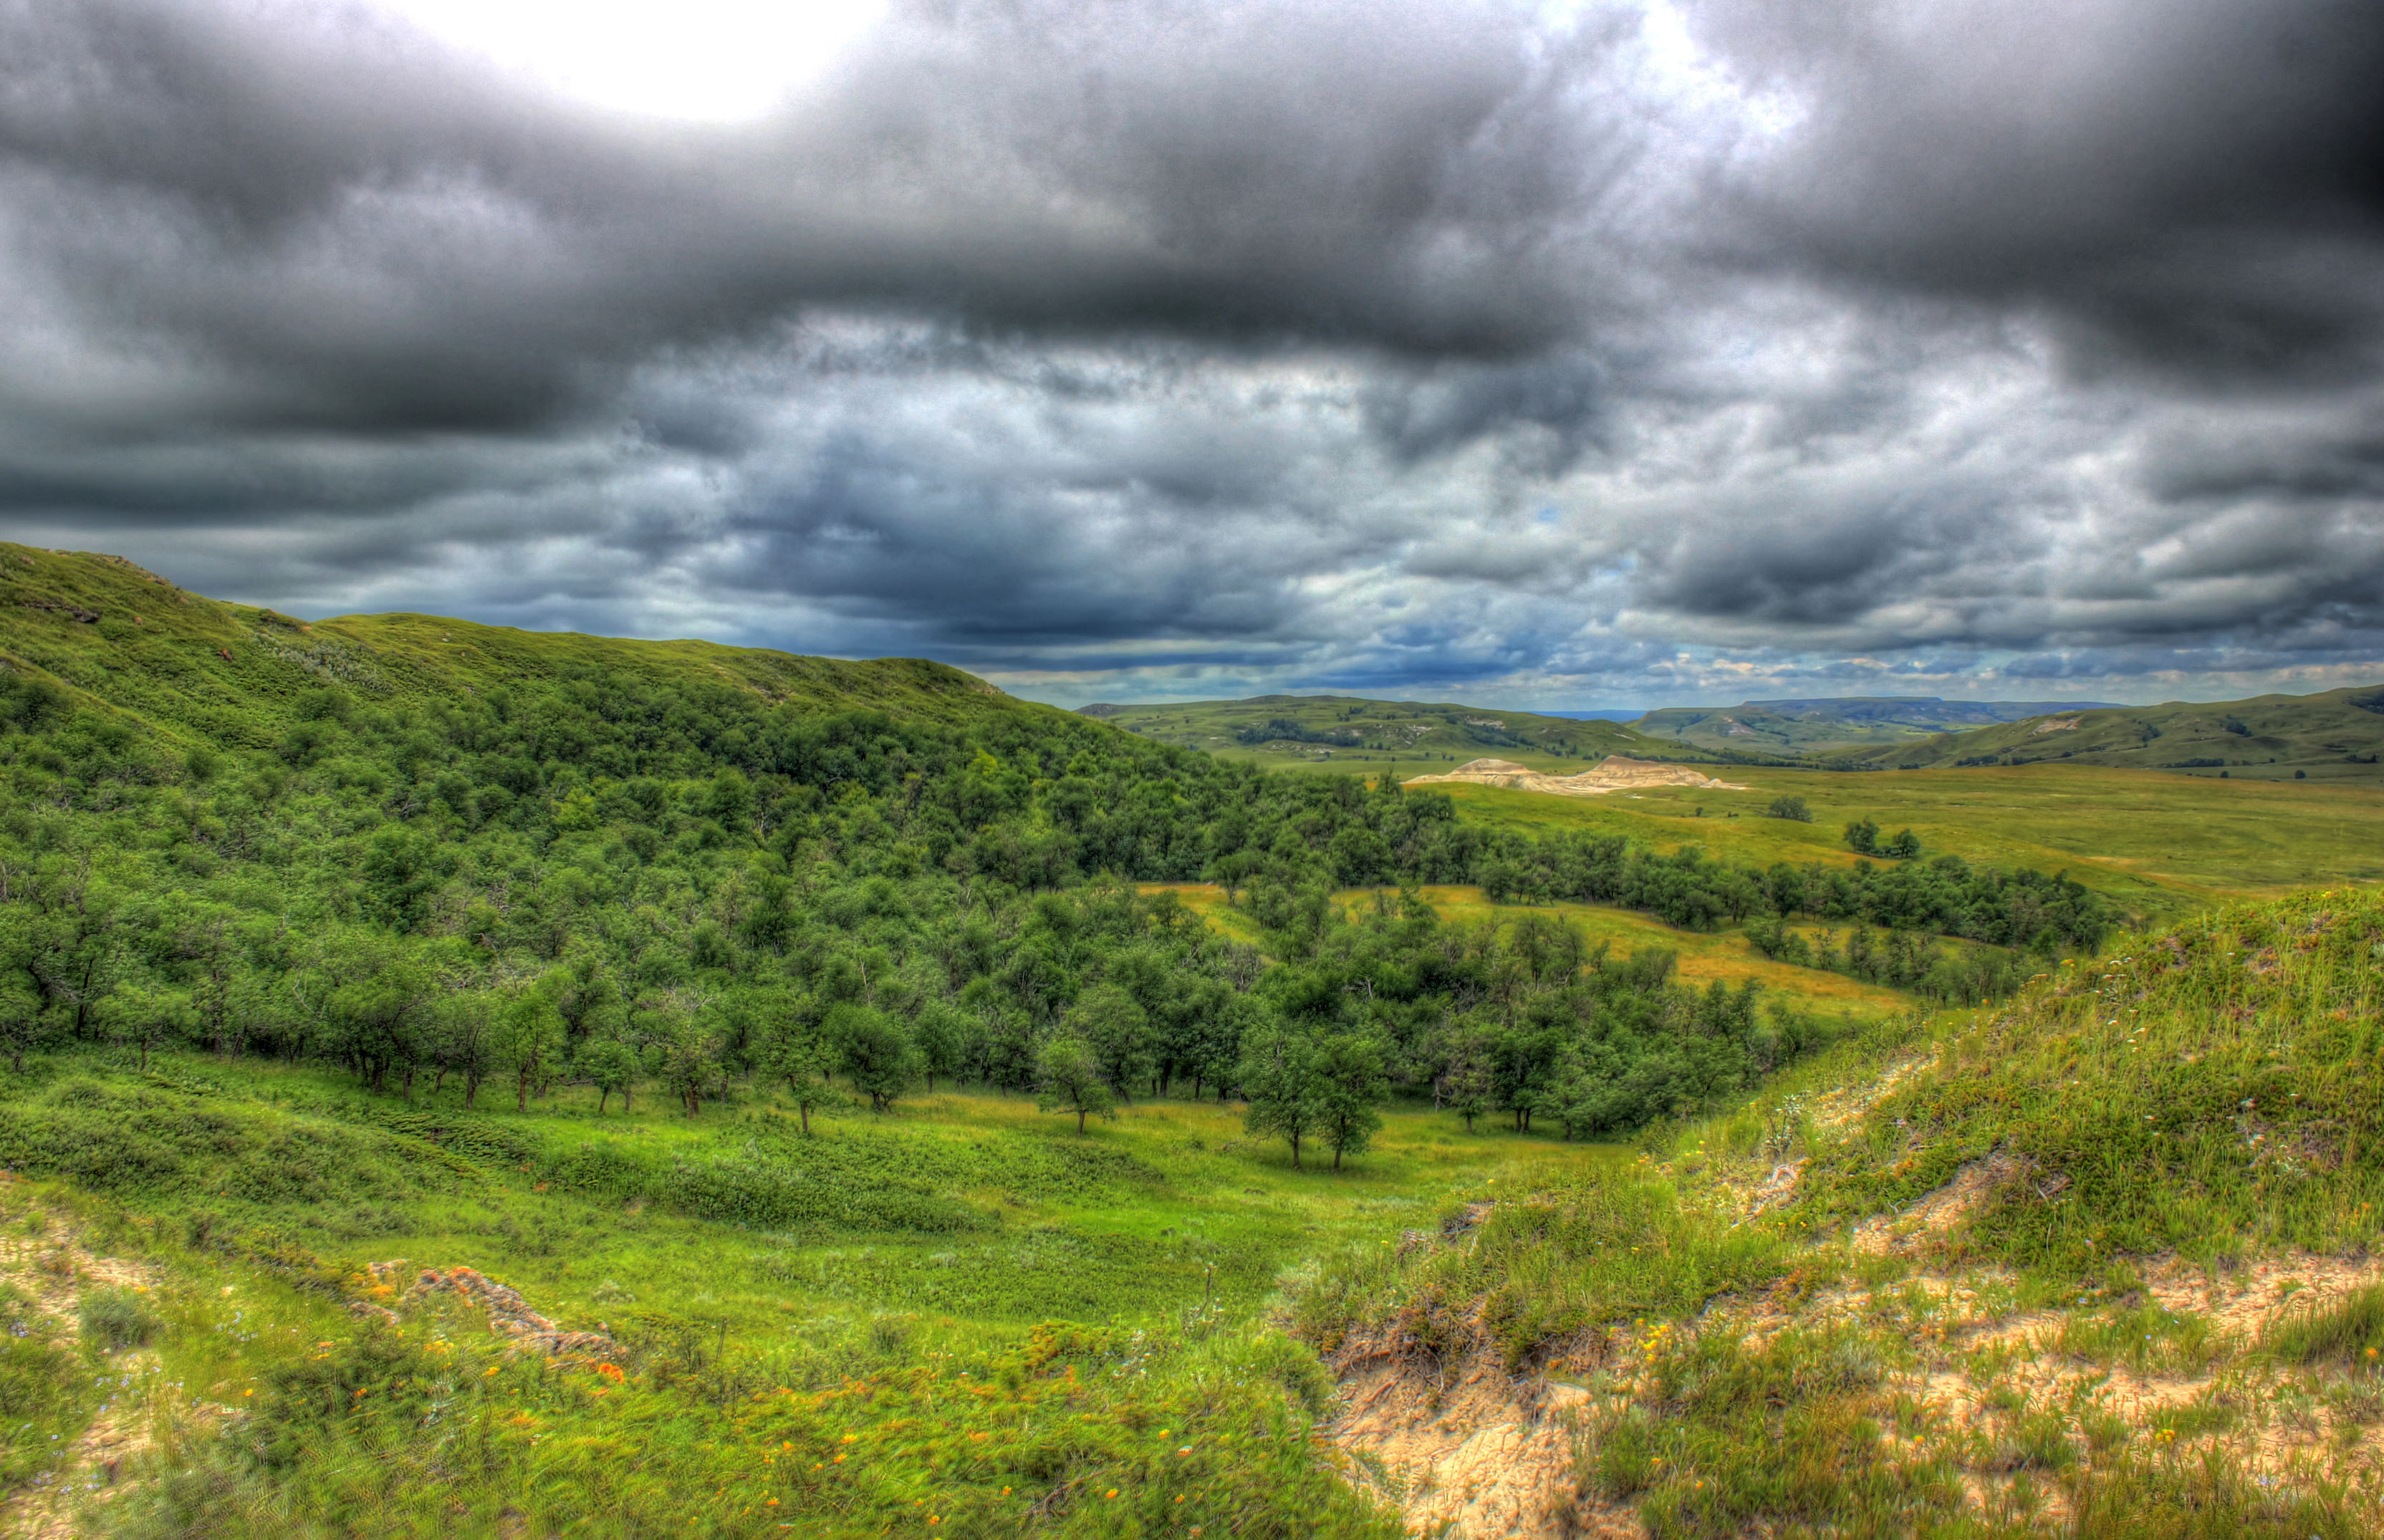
367 0 888 121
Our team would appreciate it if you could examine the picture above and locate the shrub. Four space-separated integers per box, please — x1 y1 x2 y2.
1767 795 1812 822
78 1288 159 1352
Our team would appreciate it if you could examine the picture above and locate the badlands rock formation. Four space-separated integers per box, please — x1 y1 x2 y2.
1403 755 1748 797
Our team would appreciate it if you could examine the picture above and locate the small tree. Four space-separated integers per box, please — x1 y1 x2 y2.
832 1003 918 1115
1843 817 1880 855
581 1034 636 1115
496 989 564 1112
1035 1035 1116 1134
1883 828 1922 860
1069 983 1155 1103
0 975 44 1075
764 1015 842 1133
1313 1032 1388 1171
1239 1019 1323 1170
102 983 198 1073
1767 795 1812 822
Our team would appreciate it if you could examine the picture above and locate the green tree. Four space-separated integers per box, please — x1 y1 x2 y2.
1767 795 1812 822
1034 1034 1116 1134
1844 817 1880 855
580 1034 637 1115
1239 1018 1324 1170
1068 983 1154 1102
1312 1032 1387 1171
496 986 565 1112
101 982 198 1073
832 1003 918 1115
762 1011 842 1134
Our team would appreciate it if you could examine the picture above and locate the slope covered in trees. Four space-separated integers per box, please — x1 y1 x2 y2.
0 545 2107 1146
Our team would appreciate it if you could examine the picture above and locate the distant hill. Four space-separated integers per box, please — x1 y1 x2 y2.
1828 685 2384 781
1634 696 2122 754
1074 694 1716 774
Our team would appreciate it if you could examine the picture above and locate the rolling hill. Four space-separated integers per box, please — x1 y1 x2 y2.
1829 683 2384 781
1633 696 2122 754
1076 693 1733 776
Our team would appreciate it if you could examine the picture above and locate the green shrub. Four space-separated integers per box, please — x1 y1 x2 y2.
78 1287 159 1351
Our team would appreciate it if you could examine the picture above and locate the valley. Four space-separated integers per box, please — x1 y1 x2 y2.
1 544 2381 1536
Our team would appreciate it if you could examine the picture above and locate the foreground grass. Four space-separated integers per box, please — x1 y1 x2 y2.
0 1057 1618 1535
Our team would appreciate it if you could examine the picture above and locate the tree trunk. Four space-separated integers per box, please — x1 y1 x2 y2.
1289 1132 1302 1170
597 1087 610 1115
1332 1142 1343 1171
517 1068 531 1113
463 1074 479 1110
139 1039 149 1072
1077 1107 1087 1134
799 1101 811 1135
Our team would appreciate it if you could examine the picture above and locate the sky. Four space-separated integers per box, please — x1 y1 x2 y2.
1 0 2380 712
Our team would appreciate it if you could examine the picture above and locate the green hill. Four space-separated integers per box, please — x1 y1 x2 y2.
1635 696 2121 755
1827 683 2384 780
1078 693 1727 776
1302 886 2384 1534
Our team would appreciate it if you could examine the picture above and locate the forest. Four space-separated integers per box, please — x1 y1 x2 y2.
0 606 2104 1155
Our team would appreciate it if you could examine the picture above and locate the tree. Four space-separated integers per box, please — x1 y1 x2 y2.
832 1002 918 1115
0 974 42 1075
1312 1032 1387 1171
913 1001 967 1092
1239 1018 1324 1170
102 983 198 1073
438 988 499 1110
1034 1035 1116 1134
1068 983 1154 1102
581 1034 637 1115
1883 828 1922 860
1767 795 1812 822
1843 817 1880 855
496 987 564 1112
761 1011 842 1133
1440 1022 1496 1134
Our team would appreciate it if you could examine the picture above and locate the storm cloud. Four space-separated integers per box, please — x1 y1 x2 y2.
1 0 2379 707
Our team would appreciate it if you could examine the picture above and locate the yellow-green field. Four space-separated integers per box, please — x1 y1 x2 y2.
1403 762 2384 915
1140 882 1918 1024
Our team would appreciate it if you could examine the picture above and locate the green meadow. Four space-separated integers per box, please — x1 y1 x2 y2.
1421 762 2384 910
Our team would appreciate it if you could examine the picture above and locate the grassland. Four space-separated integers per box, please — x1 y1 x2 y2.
0 1047 1640 1536
1144 882 1918 1025
1408 763 2384 916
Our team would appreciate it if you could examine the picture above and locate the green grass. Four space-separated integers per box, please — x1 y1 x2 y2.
1416 764 2384 910
1292 887 2384 1538
1797 886 2384 1274
0 1047 1640 1536
0 543 1056 756
1145 881 1918 1024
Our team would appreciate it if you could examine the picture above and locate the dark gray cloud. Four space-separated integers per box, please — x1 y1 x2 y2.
0 0 2380 708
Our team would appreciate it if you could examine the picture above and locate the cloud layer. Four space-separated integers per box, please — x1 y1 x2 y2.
3 0 2380 707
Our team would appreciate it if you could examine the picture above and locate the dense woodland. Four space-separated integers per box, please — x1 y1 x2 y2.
0 640 2110 1153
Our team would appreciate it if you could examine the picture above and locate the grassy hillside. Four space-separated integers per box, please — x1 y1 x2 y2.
1300 887 2384 1536
1635 697 2120 756
0 544 1037 751
1078 694 1708 778
1830 683 2384 781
